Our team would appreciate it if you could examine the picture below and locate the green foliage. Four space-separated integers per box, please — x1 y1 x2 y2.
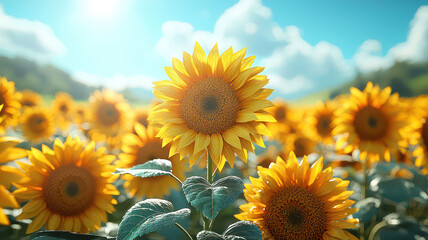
0 56 97 100
371 178 428 206
115 159 175 179
197 221 262 240
117 199 190 240
353 197 381 223
329 61 428 99
374 213 428 239
29 231 112 240
182 176 244 220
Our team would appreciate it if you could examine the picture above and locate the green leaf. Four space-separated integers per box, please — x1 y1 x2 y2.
115 159 173 178
371 178 428 205
352 197 381 223
117 199 191 240
183 176 244 220
197 231 224 240
223 221 262 240
29 231 111 240
197 221 262 240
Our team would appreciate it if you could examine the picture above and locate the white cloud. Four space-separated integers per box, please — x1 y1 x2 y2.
263 26 354 97
156 0 286 60
157 1 428 98
0 6 65 59
73 71 156 91
354 6 428 72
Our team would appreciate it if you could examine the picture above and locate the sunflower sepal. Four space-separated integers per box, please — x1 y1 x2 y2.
182 176 244 220
29 230 113 240
117 199 191 240
196 221 262 240
115 159 182 184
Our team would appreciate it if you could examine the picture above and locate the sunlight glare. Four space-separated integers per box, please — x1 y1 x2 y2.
86 0 120 20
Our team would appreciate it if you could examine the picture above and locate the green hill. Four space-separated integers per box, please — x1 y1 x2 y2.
329 61 428 99
0 56 97 100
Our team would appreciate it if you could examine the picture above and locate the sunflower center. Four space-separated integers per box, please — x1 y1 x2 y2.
22 100 35 107
275 106 286 122
28 114 47 134
59 104 68 113
265 186 327 240
422 119 428 148
293 137 313 157
354 106 388 140
180 77 240 135
135 141 169 165
316 114 332 137
97 103 120 126
43 165 95 216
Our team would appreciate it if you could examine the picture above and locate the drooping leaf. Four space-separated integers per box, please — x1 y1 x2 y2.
197 231 225 240
183 176 244 220
223 221 262 240
375 213 428 239
117 199 191 240
353 197 381 223
115 159 173 178
29 231 112 240
371 178 428 205
197 221 262 240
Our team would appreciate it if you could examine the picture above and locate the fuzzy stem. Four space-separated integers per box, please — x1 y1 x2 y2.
203 153 214 230
360 160 368 240
175 223 193 240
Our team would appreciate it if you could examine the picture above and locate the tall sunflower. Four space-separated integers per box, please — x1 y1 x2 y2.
0 77 21 134
20 107 55 144
88 89 133 148
149 42 275 170
134 108 149 128
52 92 75 131
333 82 407 162
0 137 27 225
282 131 317 158
306 101 336 144
74 103 89 126
17 90 43 108
13 137 119 233
116 124 187 198
235 152 359 240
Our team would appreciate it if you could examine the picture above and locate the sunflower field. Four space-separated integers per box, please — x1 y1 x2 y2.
0 42 427 240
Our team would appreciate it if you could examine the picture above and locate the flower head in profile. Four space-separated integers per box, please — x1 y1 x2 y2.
236 152 359 240
0 77 21 134
0 137 27 225
13 137 118 233
149 42 275 170
333 82 407 162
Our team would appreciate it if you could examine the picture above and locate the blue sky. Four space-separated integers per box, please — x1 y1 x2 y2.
0 0 427 98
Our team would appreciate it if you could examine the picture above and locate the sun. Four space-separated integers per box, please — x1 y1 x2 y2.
86 0 121 20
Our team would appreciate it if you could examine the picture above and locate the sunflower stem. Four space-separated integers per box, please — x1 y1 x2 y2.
360 160 368 240
203 153 214 230
175 223 194 240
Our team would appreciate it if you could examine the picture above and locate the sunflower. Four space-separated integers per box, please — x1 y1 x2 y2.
52 92 75 131
20 107 55 144
0 77 21 134
0 137 27 225
116 124 187 198
333 82 407 162
235 152 359 240
13 137 118 233
306 101 336 144
282 131 317 158
88 90 133 147
134 108 149 128
74 103 89 126
149 42 275 170
403 96 428 172
17 90 43 108
266 101 299 142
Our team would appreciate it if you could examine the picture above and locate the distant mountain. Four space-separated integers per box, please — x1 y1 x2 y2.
121 87 154 105
0 56 98 100
297 61 428 104
329 61 428 99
